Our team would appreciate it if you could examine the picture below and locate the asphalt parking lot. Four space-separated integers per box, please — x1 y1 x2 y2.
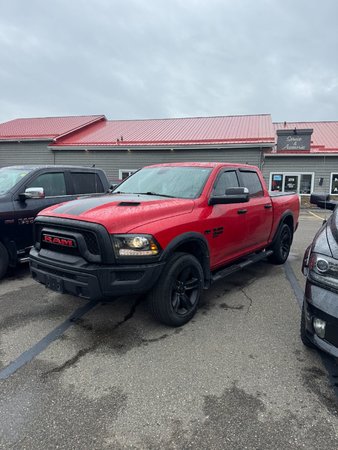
1 211 338 449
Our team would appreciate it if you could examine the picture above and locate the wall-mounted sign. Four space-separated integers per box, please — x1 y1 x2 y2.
276 128 313 151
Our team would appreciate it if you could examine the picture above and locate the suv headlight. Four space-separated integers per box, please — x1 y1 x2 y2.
112 234 161 257
308 252 338 290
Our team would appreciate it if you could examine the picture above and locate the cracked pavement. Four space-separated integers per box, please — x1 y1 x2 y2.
1 212 338 449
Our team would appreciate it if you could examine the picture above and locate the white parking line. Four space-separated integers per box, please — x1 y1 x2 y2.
307 211 327 221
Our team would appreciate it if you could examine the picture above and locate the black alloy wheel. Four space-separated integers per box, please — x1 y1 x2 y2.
268 223 292 265
0 242 9 280
148 252 204 327
171 265 200 316
280 226 292 261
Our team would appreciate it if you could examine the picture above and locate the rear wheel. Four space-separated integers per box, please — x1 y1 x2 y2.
0 242 9 280
268 224 292 265
148 252 204 327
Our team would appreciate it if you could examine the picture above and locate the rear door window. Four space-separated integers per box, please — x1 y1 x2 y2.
70 172 104 194
240 171 264 198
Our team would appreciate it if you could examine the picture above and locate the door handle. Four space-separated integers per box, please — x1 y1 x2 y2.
264 204 272 209
237 209 247 214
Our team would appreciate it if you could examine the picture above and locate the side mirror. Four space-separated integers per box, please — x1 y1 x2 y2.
110 183 119 191
209 187 249 205
19 187 45 201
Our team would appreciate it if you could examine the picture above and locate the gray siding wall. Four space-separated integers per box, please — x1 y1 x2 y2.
262 155 338 193
54 148 263 180
0 141 54 167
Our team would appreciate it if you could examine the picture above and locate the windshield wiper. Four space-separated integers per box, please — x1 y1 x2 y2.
134 192 177 198
111 191 176 198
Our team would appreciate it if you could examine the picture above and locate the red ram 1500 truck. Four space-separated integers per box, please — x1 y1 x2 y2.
30 162 300 326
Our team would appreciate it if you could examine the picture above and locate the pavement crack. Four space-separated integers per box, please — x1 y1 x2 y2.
41 347 94 378
41 297 143 378
111 295 143 331
240 288 253 314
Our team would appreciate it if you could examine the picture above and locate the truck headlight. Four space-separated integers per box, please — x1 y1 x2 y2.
309 252 338 290
112 234 161 257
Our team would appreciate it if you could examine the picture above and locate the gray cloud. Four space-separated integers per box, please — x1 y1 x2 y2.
0 0 337 123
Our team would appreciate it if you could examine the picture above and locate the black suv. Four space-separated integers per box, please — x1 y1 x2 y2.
0 165 109 279
301 205 338 356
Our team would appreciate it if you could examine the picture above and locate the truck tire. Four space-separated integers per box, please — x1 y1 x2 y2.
268 223 292 265
148 252 204 327
300 303 316 349
0 242 9 280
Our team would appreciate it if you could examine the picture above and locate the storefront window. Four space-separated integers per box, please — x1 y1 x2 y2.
300 174 312 194
270 173 313 194
331 174 338 194
284 175 298 192
271 174 283 191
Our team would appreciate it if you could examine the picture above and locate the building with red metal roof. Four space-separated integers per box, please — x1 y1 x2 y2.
51 114 275 148
0 113 337 196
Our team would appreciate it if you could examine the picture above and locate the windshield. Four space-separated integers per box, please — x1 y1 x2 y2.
114 166 212 199
0 167 32 195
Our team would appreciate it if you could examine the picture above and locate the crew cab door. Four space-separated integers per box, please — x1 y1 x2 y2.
237 169 273 251
13 171 72 252
207 169 249 267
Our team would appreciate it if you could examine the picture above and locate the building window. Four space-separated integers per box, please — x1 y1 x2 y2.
270 173 313 195
119 169 137 180
284 175 298 192
331 174 338 195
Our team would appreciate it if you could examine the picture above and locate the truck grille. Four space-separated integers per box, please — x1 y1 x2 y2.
82 231 99 255
35 223 100 258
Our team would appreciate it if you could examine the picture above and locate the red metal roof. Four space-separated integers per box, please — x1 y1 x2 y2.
52 114 275 148
274 121 338 153
0 115 105 141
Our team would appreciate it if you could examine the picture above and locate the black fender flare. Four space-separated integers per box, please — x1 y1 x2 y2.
160 232 211 287
270 211 295 247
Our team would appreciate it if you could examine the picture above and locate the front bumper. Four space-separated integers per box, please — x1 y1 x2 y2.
30 248 165 300
303 280 338 357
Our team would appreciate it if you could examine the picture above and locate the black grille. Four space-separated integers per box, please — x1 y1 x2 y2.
82 231 99 255
42 241 79 255
35 224 100 257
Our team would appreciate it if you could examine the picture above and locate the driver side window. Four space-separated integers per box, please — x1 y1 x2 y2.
213 170 239 196
27 172 67 197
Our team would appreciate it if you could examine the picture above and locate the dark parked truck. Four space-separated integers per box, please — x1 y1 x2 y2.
30 162 300 326
0 165 109 279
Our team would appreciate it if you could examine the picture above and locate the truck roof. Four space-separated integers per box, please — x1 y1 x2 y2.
143 162 259 170
2 165 103 170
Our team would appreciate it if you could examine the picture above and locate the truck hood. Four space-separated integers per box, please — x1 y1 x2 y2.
38 194 194 233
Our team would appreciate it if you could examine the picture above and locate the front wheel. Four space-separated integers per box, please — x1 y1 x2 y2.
268 224 292 265
0 242 9 280
148 252 204 327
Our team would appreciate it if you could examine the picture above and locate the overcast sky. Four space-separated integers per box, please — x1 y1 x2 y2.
0 0 337 124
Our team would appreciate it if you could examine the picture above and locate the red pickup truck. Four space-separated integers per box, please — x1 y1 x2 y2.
30 162 300 326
